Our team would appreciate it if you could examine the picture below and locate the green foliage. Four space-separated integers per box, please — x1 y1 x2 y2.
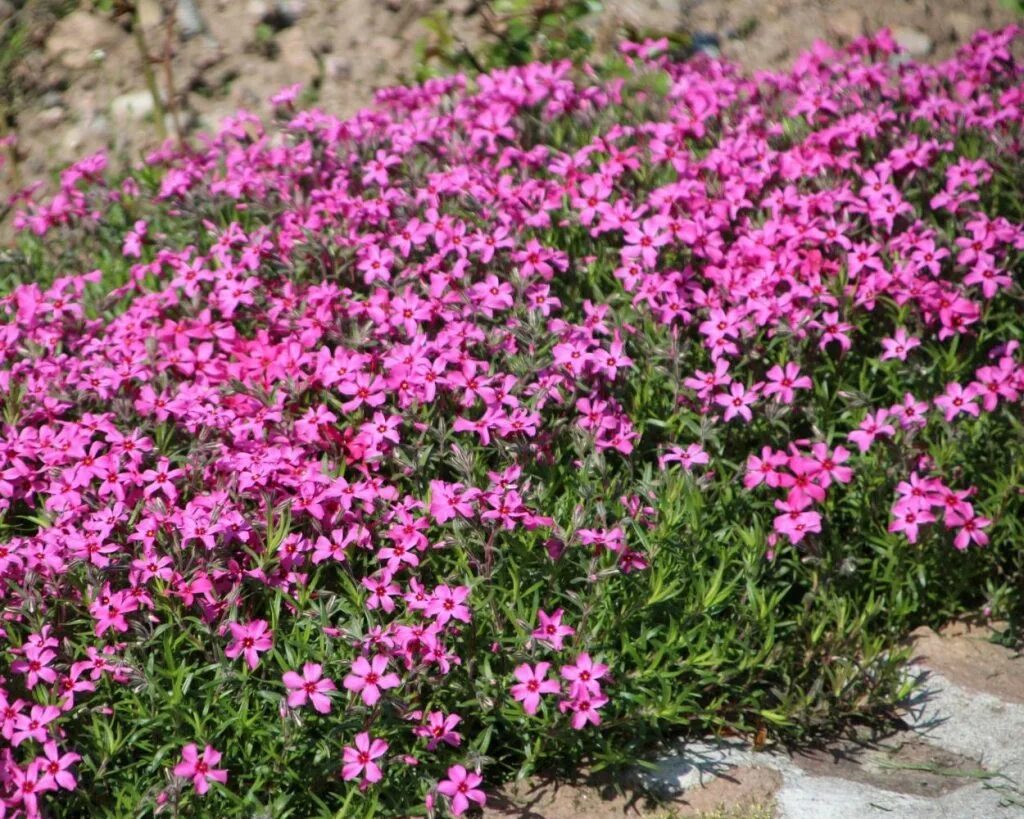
0 31 1022 819
414 0 605 80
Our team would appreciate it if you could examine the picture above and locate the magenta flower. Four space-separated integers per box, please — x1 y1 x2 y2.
414 711 463 751
763 363 812 404
225 620 273 670
889 505 935 544
773 497 823 545
659 443 710 471
816 311 854 352
173 744 228 795
714 382 757 423
934 382 981 422
560 653 609 697
11 643 58 689
282 663 337 714
510 662 561 715
437 764 486 816
343 655 400 706
37 741 81 791
532 609 575 650
11 704 60 747
880 328 920 361
341 732 388 784
424 585 472 626
946 510 992 550
848 409 896 453
560 690 609 729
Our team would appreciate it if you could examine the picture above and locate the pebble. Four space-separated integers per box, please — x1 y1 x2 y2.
827 9 864 42
891 25 933 57
110 90 158 123
45 10 125 71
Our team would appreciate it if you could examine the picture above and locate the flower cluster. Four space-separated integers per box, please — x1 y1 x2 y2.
0 24 1022 817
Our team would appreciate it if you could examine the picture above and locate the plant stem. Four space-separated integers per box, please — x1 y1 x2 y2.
131 5 168 141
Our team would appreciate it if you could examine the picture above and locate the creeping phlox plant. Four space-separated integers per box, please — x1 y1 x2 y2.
0 25 1023 818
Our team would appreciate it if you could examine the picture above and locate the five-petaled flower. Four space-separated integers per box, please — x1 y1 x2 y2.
225 620 273 670
174 744 228 795
283 663 337 713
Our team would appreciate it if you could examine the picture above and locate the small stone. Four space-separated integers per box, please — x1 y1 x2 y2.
110 90 158 123
691 32 721 58
260 0 302 31
246 0 270 18
275 27 319 79
45 10 125 71
323 56 352 81
827 9 864 43
176 0 207 39
891 26 933 58
946 12 978 43
38 107 65 127
136 0 162 29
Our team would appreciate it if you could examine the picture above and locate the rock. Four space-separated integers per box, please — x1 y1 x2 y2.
946 12 978 43
261 0 303 31
37 107 65 128
827 9 864 43
246 0 270 19
891 25 933 58
59 115 111 158
110 90 159 123
691 32 721 58
176 0 207 39
275 27 319 79
323 56 352 82
136 0 162 29
911 622 1024 706
45 10 125 71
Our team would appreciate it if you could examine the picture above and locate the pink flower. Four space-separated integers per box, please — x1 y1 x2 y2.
510 662 561 715
225 620 273 670
341 732 388 784
414 711 463 751
848 409 896 453
343 655 400 706
816 311 853 352
559 690 609 729
934 382 980 422
437 764 486 816
745 447 788 489
772 497 822 545
173 744 228 795
11 643 58 689
283 663 337 714
37 741 81 791
763 363 812 404
894 393 929 429
946 510 992 550
714 382 756 423
659 443 710 471
532 609 575 650
880 328 920 362
560 653 609 697
424 585 472 626
889 505 935 544
11 704 60 747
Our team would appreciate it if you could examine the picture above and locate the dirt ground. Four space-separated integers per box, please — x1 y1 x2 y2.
0 0 1019 200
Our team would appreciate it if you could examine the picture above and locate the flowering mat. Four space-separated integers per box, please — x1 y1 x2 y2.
1 24 1023 819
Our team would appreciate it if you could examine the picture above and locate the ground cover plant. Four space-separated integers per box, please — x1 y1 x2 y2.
0 23 1022 818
